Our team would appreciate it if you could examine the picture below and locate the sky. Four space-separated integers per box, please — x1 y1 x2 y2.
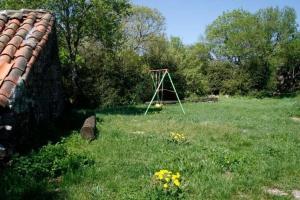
131 0 300 45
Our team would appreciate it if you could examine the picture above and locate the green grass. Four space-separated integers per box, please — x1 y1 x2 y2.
1 96 300 199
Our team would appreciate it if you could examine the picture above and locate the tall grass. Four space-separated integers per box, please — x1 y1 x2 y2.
1 96 299 199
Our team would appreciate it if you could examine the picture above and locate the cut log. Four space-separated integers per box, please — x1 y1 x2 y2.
80 115 96 141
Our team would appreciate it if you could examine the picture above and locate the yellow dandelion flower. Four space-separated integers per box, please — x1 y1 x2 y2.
163 183 169 189
158 174 163 180
173 179 180 187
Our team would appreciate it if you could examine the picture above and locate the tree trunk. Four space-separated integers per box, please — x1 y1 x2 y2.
80 115 96 141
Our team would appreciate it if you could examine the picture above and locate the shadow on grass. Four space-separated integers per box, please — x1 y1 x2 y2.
0 108 97 199
94 105 159 115
0 104 159 199
14 108 96 153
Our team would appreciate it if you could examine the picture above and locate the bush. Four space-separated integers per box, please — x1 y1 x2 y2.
76 41 152 107
206 61 234 94
0 141 93 199
12 142 93 180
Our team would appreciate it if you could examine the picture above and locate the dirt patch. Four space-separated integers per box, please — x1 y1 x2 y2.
265 188 288 196
293 190 300 199
291 116 300 122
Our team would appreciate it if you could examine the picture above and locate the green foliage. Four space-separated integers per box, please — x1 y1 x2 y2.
76 40 151 107
124 5 165 52
0 1 299 104
180 43 210 96
206 7 300 95
0 140 93 199
12 143 92 179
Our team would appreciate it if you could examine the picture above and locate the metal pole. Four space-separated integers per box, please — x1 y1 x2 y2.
144 71 167 115
167 72 185 114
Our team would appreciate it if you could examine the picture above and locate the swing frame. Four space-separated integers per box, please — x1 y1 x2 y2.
144 69 185 115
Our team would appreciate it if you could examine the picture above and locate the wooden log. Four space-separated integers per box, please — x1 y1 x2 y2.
80 115 96 141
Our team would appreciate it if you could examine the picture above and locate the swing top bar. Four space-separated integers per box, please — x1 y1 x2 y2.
149 68 169 72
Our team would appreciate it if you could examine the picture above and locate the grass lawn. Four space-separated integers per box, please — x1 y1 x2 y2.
1 96 300 199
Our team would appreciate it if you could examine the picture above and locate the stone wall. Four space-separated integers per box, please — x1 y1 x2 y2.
0 25 64 154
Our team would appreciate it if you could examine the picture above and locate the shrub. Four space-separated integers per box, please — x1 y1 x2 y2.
11 142 93 180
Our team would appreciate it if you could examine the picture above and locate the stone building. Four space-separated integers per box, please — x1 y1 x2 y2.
0 9 64 157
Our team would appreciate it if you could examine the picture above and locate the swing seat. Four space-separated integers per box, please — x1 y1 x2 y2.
154 103 163 109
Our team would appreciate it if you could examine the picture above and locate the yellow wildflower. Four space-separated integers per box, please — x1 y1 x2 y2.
173 179 180 187
172 172 180 180
163 183 169 189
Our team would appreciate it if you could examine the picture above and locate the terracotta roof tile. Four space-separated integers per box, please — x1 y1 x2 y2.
15 28 28 39
42 13 52 21
19 23 32 32
27 12 37 19
4 68 23 84
0 63 13 84
0 42 5 53
0 81 16 97
0 94 9 107
9 12 22 20
2 28 15 38
29 30 44 40
27 55 36 68
20 37 38 49
0 14 8 22
8 35 23 48
7 19 20 26
12 57 27 72
0 9 54 107
0 55 11 63
15 46 32 60
2 44 17 58
0 35 10 45
23 18 35 25
35 25 47 33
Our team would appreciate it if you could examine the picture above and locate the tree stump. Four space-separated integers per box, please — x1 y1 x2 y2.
80 115 96 141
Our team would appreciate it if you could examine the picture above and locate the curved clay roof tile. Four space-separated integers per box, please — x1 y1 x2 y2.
12 56 27 72
0 14 8 22
0 63 14 85
0 81 16 97
0 35 10 44
9 12 23 20
4 68 23 84
19 23 32 32
8 35 23 48
0 42 6 53
23 18 35 26
0 94 9 107
15 28 28 39
42 13 52 21
0 55 11 63
0 10 54 107
21 37 38 49
2 44 17 59
14 46 32 60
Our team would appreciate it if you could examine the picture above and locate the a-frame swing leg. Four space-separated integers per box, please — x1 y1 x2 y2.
167 72 185 114
144 71 167 115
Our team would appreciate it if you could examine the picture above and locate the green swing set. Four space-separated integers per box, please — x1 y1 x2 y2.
144 69 185 115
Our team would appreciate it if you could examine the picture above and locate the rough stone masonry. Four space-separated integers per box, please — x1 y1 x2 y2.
0 9 64 157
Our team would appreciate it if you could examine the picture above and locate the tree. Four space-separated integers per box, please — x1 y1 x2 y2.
0 0 47 9
206 7 300 94
124 6 165 53
179 42 210 96
47 0 130 103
